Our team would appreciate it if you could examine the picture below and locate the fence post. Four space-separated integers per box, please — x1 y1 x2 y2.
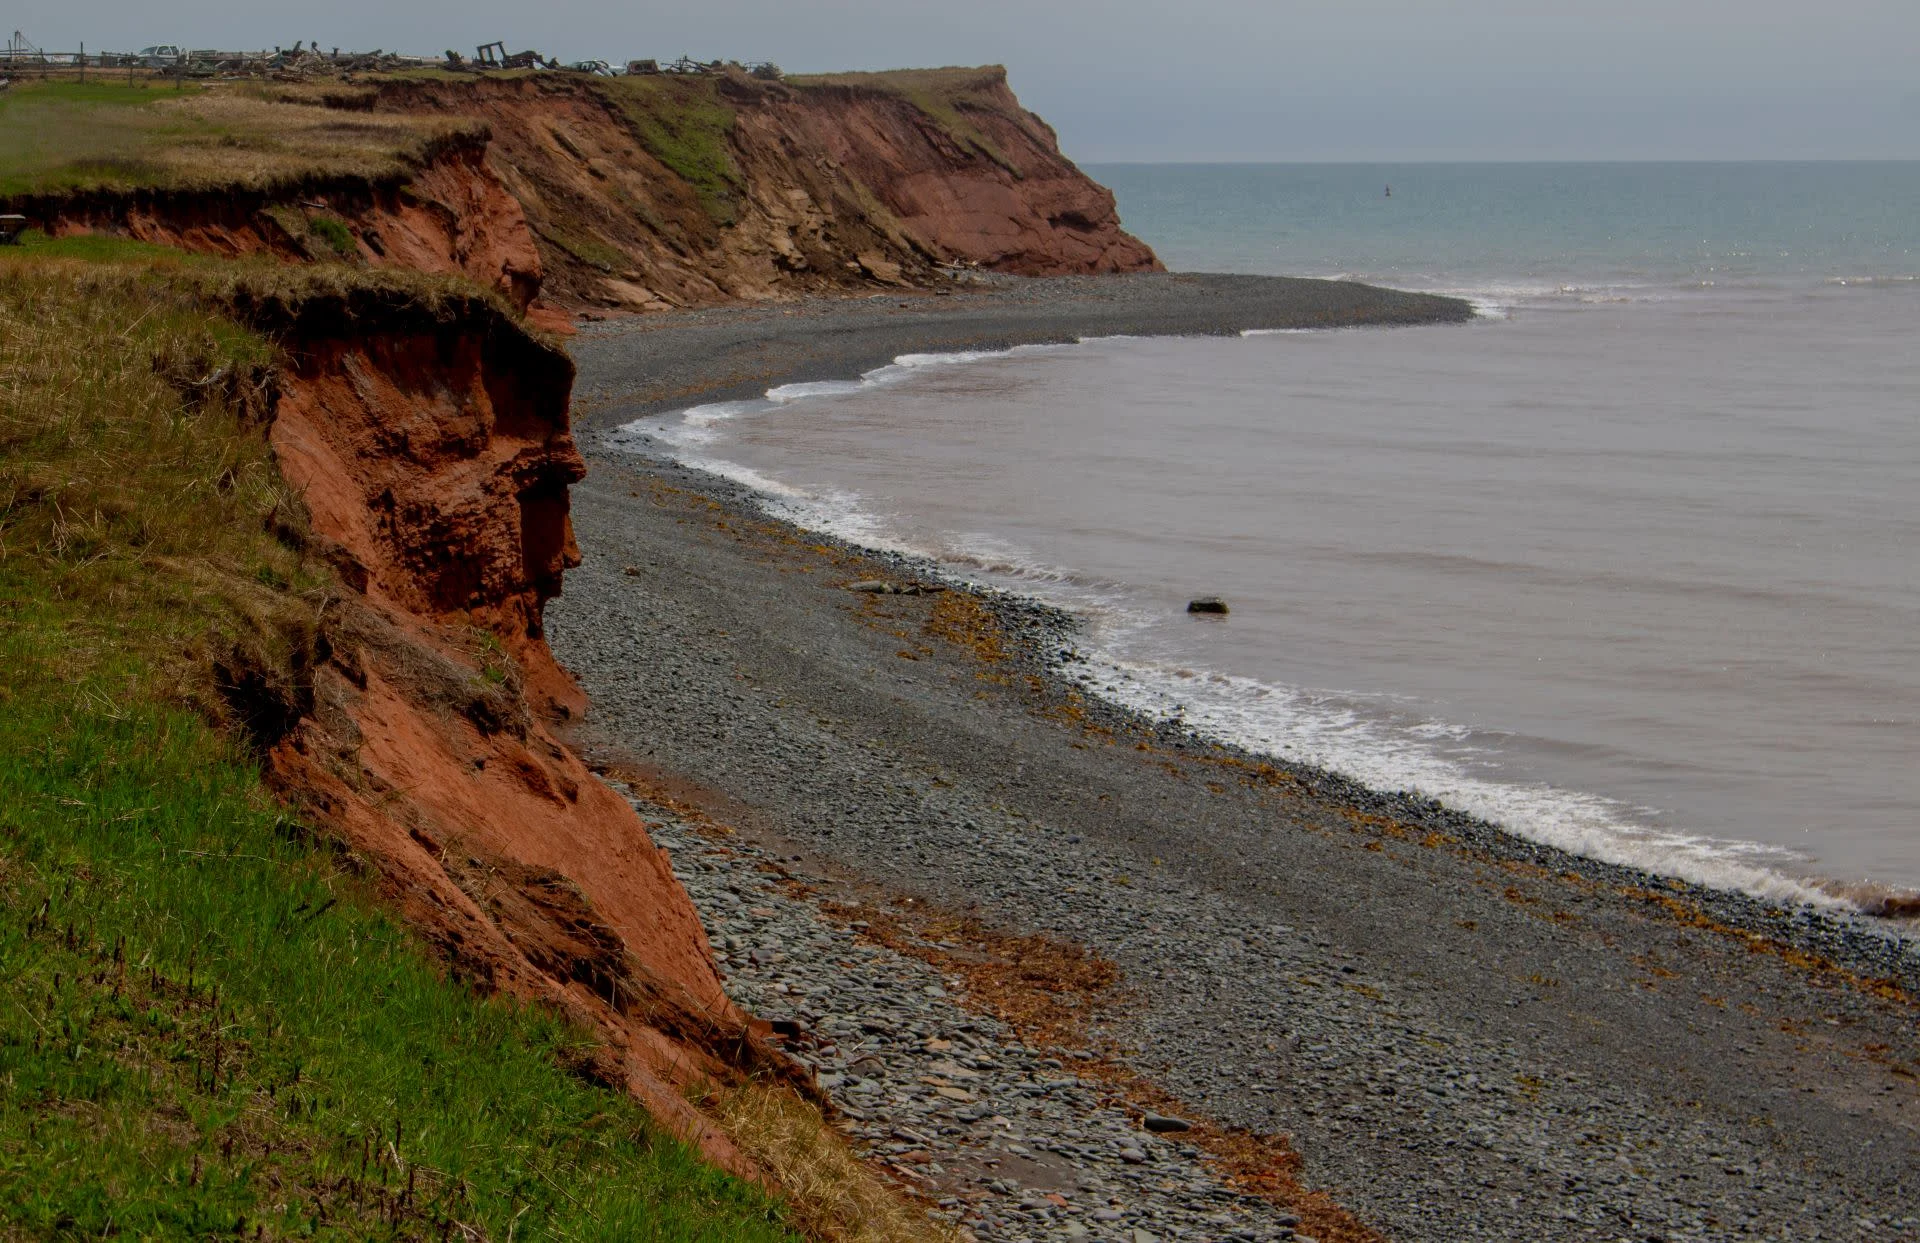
80 42 85 83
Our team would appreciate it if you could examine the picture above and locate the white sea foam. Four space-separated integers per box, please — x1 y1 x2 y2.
632 344 1078 450
765 379 867 403
609 326 1881 915
1826 273 1920 287
1056 645 1847 910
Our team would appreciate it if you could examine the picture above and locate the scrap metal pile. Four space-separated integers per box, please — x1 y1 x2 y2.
5 31 786 82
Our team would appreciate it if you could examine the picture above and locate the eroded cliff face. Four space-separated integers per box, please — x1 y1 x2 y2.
12 62 1156 1177
38 137 547 315
371 67 1159 311
244 290 787 1174
766 70 1158 278
23 68 1157 316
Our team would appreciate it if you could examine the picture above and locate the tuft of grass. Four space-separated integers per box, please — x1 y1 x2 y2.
534 220 631 273
712 1084 957 1243
0 259 801 1240
589 77 743 224
305 214 358 258
0 79 483 199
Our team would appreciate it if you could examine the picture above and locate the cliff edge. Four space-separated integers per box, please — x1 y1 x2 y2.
0 64 1158 1228
16 66 1159 315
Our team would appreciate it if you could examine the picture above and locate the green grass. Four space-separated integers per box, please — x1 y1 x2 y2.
0 230 200 264
0 259 800 1241
787 67 1023 177
589 78 743 225
0 78 479 198
305 216 358 258
532 221 630 273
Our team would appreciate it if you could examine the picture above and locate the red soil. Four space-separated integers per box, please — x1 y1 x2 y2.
260 305 788 1175
12 67 1159 1174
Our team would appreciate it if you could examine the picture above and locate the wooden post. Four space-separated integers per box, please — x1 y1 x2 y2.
79 42 84 83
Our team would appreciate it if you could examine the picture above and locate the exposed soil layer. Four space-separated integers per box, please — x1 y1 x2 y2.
547 287 1920 1241
16 68 1157 318
242 288 802 1176
368 69 1157 311
35 135 545 312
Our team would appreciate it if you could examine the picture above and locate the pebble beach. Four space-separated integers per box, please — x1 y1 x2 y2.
549 274 1920 1241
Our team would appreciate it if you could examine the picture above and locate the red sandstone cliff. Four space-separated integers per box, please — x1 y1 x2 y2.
33 135 544 313
8 63 1155 1177
25 67 1157 315
217 284 787 1174
364 67 1159 309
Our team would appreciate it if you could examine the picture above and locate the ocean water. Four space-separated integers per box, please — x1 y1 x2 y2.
616 163 1920 910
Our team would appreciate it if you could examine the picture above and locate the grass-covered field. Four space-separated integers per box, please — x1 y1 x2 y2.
0 254 802 1240
0 79 478 198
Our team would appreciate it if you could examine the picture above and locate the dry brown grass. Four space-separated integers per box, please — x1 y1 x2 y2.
711 1081 959 1243
0 246 546 733
0 257 322 706
0 79 480 198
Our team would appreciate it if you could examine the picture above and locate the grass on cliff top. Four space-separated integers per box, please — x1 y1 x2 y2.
0 257 802 1241
588 76 744 225
787 66 1024 176
2 229 544 348
0 78 482 198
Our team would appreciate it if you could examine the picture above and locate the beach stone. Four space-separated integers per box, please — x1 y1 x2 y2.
847 579 892 593
547 458 1920 1243
1185 596 1229 614
1142 1113 1192 1133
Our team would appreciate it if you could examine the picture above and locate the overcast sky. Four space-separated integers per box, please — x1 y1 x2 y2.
17 1 1920 160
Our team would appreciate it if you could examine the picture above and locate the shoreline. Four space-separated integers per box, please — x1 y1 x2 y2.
592 446 1920 988
553 273 1920 1240
574 275 1920 952
567 272 1474 430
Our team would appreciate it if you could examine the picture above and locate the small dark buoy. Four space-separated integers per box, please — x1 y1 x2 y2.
1186 597 1229 615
